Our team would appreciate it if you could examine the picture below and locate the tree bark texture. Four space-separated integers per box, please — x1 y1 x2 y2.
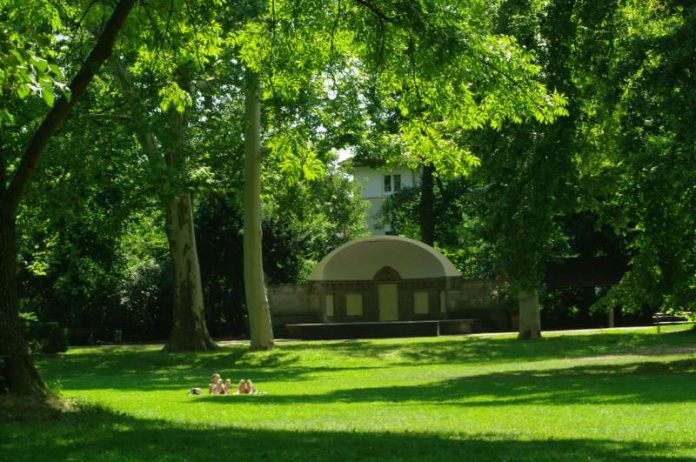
243 71 274 350
420 163 436 246
518 290 542 339
0 217 49 395
111 58 216 351
0 0 136 396
163 194 217 351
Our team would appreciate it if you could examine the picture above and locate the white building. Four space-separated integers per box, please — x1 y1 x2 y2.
350 163 420 235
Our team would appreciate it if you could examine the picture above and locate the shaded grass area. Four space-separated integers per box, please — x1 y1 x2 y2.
2 327 695 461
2 405 694 462
35 327 696 389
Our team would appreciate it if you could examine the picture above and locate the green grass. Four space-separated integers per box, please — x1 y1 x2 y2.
2 326 695 461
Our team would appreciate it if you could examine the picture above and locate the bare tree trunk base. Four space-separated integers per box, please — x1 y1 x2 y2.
517 290 542 340
1 219 50 397
163 194 217 353
517 329 542 340
249 340 274 351
163 336 218 352
2 354 49 397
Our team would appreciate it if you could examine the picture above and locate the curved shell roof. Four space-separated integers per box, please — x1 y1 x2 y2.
308 235 461 281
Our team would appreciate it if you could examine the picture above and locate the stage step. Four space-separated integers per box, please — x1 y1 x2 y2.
285 319 477 340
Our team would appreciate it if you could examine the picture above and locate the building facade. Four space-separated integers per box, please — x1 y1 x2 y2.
268 236 512 335
350 164 419 235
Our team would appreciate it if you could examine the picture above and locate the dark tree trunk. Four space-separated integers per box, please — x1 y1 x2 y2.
420 163 436 246
0 216 48 395
0 0 136 396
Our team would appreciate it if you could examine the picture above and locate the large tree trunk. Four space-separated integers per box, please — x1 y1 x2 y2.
0 0 136 396
163 193 217 351
0 216 48 395
161 87 216 352
518 290 542 339
420 163 436 246
243 70 274 350
111 58 216 352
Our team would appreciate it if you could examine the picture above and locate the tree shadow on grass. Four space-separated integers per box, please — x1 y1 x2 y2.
1 405 693 462
36 330 695 393
196 358 696 407
284 330 696 366
37 347 385 392
36 347 312 391
39 345 293 374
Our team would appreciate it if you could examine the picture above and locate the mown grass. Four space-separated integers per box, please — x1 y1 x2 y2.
2 326 695 461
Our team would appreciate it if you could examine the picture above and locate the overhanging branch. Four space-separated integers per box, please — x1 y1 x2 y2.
1 0 137 217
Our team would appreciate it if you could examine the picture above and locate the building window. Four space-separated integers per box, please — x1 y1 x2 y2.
346 293 363 316
414 291 429 314
325 294 334 316
383 174 402 193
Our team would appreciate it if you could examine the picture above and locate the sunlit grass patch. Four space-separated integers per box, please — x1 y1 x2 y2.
2 327 695 461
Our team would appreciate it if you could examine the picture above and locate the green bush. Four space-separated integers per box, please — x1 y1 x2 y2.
21 315 68 354
38 322 68 354
0 357 6 394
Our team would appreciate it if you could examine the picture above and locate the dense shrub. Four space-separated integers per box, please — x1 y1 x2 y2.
112 260 173 342
21 314 68 354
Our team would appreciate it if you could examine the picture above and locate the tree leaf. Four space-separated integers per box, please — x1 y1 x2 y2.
41 79 55 107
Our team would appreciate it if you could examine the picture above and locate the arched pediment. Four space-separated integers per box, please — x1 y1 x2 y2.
308 236 461 281
374 266 402 281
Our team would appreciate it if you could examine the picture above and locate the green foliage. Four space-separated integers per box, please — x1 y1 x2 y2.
0 0 69 124
20 313 68 354
463 0 695 315
5 0 694 338
195 180 364 336
158 82 193 113
229 0 567 178
35 323 68 354
595 0 696 313
469 0 619 293
378 178 493 279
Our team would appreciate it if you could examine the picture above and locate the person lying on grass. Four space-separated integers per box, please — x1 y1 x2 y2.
208 373 232 395
189 373 264 396
208 373 222 395
236 379 264 395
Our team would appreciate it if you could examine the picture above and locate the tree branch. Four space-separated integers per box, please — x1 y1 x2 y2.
0 127 6 194
353 0 395 24
109 56 161 161
75 0 101 29
142 2 165 51
183 0 204 71
87 112 134 122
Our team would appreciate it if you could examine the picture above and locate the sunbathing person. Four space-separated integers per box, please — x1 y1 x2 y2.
208 373 223 395
236 379 260 395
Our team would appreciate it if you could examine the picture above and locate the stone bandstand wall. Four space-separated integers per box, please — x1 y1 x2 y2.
268 236 513 334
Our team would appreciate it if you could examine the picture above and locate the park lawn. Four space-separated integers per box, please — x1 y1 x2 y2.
1 327 695 461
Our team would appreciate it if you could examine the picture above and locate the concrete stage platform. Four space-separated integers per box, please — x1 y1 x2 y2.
285 319 475 340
